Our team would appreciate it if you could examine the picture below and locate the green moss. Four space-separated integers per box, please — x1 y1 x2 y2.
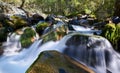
114 23 120 49
20 27 36 48
24 27 36 37
116 23 120 38
42 31 57 43
42 25 67 43
5 15 27 30
36 22 49 36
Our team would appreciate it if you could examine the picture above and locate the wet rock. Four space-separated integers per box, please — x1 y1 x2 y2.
0 48 3 56
5 15 28 30
0 27 7 42
26 51 94 73
59 68 66 73
30 13 44 25
36 22 49 36
45 15 55 25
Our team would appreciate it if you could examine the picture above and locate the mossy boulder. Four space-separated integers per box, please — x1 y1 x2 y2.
42 25 67 43
5 15 27 30
20 27 36 48
0 27 7 42
26 51 94 73
36 22 49 36
42 31 57 43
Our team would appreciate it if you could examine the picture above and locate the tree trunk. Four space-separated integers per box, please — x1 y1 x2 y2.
20 0 25 9
19 0 29 18
114 0 120 17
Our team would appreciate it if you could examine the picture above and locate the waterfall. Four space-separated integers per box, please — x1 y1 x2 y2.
0 32 120 73
0 39 43 73
62 33 120 73
2 33 21 56
0 28 40 73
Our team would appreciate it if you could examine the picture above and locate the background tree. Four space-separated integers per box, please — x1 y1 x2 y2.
20 0 25 9
114 0 120 17
1 0 116 19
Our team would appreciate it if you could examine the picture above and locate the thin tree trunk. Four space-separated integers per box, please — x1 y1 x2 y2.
19 0 29 18
114 0 120 17
20 0 25 9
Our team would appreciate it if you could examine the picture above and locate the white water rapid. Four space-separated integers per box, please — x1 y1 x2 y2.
63 33 120 73
0 32 120 73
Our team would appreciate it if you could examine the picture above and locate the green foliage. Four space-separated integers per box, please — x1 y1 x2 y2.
101 23 116 43
36 22 48 36
101 23 120 50
116 23 120 38
1 0 116 19
115 23 120 49
20 27 36 48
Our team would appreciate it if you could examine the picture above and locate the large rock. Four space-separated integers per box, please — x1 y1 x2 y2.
26 51 94 73
5 15 28 30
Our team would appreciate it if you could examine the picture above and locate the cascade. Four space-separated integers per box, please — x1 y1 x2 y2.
2 33 21 56
0 39 42 73
63 33 120 73
0 31 120 73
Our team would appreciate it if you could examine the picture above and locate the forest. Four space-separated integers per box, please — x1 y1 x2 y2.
0 0 120 73
1 0 119 18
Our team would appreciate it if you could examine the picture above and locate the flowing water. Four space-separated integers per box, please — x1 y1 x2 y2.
0 32 43 73
0 31 120 73
63 33 120 73
2 33 21 56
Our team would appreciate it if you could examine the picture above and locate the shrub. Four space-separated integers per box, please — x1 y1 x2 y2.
101 23 120 51
101 23 116 41
115 23 120 50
